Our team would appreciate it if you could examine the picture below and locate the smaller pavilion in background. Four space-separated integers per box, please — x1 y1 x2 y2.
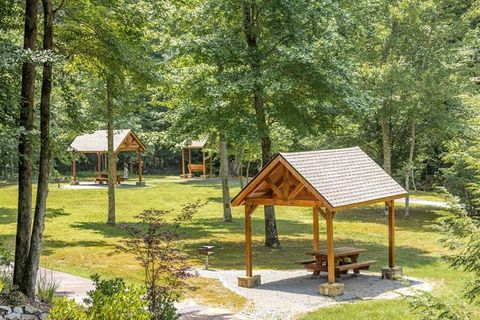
69 129 146 186
179 139 213 179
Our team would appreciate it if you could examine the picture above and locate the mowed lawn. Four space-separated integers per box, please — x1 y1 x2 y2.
0 177 477 318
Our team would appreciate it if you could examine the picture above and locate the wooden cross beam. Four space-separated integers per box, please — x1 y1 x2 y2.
266 177 283 199
288 183 304 200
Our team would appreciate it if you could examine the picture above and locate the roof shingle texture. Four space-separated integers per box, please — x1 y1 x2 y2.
280 147 406 208
70 129 131 153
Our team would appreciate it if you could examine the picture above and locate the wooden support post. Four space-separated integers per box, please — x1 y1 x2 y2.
114 153 117 179
209 154 213 175
181 147 185 178
188 148 192 176
97 153 102 177
202 149 206 178
313 206 319 252
71 159 77 184
326 208 335 284
388 200 395 268
138 152 143 183
245 205 252 277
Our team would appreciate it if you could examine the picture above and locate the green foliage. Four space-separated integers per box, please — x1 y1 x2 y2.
48 298 89 320
49 275 149 320
85 274 149 320
438 196 480 301
409 292 472 320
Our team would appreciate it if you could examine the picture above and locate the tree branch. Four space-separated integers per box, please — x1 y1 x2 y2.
264 34 290 58
53 0 65 16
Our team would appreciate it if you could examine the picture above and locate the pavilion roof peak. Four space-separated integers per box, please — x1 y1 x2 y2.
232 146 407 210
70 129 146 153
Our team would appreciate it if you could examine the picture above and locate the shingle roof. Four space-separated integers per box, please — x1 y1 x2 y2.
70 129 134 153
187 139 207 148
280 147 407 208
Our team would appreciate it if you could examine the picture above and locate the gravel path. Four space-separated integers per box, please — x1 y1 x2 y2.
198 269 432 320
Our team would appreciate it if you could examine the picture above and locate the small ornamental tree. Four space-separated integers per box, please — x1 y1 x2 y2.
438 196 480 302
409 193 479 319
116 201 203 319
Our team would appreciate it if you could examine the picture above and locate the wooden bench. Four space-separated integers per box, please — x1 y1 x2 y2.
297 259 317 265
188 164 204 172
94 174 123 184
335 260 378 273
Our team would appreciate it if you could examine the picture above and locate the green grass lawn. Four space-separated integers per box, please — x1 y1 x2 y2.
0 177 477 318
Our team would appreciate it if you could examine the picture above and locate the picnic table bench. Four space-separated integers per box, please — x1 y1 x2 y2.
188 164 204 172
94 173 125 185
299 246 377 278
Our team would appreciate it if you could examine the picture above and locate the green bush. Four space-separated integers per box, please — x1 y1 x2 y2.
85 274 149 320
48 275 149 320
48 298 89 320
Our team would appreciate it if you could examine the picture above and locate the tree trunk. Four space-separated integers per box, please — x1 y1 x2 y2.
22 0 53 298
404 119 416 218
239 163 244 189
243 1 280 248
379 19 396 176
380 110 391 175
246 159 251 184
106 76 116 225
238 147 244 189
14 0 38 290
220 138 233 222
379 20 396 217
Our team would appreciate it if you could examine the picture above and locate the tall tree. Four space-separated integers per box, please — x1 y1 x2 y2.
242 1 279 247
14 0 38 291
58 0 156 224
167 0 354 247
22 0 58 297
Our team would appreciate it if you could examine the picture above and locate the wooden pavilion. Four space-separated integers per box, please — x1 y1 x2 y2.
180 139 213 179
69 129 147 186
231 147 407 296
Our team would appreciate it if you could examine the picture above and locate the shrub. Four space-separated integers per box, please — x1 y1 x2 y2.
48 297 89 320
409 292 471 320
438 195 480 301
409 193 478 319
85 274 150 320
49 275 149 320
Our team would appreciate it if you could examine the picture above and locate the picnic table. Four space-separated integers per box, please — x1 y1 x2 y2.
299 246 377 278
94 173 124 185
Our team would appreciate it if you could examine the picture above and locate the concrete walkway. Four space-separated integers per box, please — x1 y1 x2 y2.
406 198 449 208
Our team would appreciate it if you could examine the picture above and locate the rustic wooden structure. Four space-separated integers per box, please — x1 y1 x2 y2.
69 129 146 186
231 147 407 296
180 139 213 179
